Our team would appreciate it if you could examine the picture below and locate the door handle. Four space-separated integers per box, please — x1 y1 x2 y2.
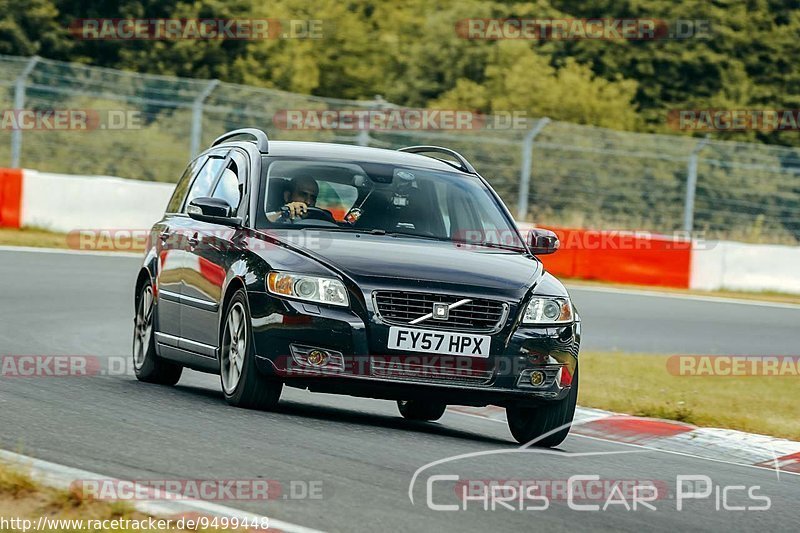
188 233 199 247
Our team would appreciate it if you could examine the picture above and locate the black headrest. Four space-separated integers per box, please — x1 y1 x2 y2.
266 178 290 211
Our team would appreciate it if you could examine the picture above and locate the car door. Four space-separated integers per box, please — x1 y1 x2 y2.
181 149 249 354
159 150 228 351
155 155 207 339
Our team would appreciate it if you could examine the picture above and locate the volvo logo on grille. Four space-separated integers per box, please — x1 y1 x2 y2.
408 298 472 325
432 303 449 320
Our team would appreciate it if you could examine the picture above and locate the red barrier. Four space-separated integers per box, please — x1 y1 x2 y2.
0 168 24 228
198 255 226 286
535 226 692 289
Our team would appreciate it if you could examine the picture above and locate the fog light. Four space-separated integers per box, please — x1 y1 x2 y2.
529 370 546 386
289 344 345 372
307 350 328 366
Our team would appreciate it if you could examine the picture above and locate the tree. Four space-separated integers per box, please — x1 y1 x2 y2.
0 0 71 57
432 42 640 130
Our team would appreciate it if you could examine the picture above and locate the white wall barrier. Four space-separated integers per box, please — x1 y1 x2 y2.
691 240 800 294
21 169 175 232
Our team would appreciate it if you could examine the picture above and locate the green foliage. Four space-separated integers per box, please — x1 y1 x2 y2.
433 41 640 129
0 0 72 57
1 0 797 144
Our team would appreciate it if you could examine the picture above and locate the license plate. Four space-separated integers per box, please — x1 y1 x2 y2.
387 326 490 357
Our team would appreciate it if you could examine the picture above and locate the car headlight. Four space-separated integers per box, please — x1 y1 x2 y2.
267 271 349 307
522 296 573 324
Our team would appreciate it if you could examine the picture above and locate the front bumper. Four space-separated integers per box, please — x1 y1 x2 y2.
248 291 580 407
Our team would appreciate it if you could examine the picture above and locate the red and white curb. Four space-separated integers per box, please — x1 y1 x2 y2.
0 449 325 533
449 405 800 475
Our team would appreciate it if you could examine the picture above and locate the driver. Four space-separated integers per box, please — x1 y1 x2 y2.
266 176 319 222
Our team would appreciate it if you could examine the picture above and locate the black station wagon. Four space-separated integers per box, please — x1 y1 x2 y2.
133 128 581 446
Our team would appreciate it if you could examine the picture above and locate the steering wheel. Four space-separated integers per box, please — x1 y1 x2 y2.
304 206 336 223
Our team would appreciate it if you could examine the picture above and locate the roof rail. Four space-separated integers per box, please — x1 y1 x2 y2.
397 145 476 174
211 128 269 153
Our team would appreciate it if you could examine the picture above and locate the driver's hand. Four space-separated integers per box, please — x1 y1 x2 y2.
283 201 308 219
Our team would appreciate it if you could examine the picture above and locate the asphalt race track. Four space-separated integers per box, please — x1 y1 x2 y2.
2 248 799 532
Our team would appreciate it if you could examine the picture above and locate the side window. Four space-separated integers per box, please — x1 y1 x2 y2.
183 157 226 212
166 157 205 214
211 160 241 212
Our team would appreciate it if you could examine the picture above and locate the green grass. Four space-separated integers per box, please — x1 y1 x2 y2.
579 351 800 440
0 227 145 253
0 227 71 250
0 463 37 497
0 462 139 532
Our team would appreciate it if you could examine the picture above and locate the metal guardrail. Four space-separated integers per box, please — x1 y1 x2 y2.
1 54 798 244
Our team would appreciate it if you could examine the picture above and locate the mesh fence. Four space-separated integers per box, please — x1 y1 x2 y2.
1 54 798 244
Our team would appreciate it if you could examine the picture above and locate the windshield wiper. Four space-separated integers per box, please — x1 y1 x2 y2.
267 225 367 233
455 240 525 252
384 232 451 242
306 228 449 241
351 230 525 249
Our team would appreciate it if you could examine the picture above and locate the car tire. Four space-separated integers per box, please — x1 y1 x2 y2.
220 289 283 410
506 367 579 447
133 282 182 385
397 400 447 421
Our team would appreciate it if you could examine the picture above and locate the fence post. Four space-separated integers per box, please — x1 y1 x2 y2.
189 79 220 157
683 135 711 234
516 117 550 221
10 56 41 168
354 94 390 146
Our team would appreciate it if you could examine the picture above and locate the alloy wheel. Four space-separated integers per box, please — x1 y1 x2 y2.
133 285 153 370
221 301 246 394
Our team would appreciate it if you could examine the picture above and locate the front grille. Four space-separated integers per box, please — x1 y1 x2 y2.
374 291 507 333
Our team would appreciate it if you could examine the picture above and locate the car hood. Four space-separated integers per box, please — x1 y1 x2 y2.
268 230 541 298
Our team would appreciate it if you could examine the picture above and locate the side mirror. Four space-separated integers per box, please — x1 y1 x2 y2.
527 228 559 255
187 197 241 227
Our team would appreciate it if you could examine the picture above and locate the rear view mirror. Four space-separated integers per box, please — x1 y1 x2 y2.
187 197 241 227
527 228 560 255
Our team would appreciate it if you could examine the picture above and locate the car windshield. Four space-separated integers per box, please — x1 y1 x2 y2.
259 159 525 251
